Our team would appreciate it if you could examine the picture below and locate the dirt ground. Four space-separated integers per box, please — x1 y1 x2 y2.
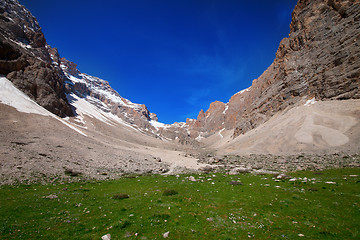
1 93 359 185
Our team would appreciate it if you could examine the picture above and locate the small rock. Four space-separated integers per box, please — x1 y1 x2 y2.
188 176 196 182
228 168 238 175
325 181 336 184
276 174 290 180
229 167 251 175
199 165 213 173
163 231 170 238
101 233 111 240
237 167 252 173
44 194 58 199
298 233 304 237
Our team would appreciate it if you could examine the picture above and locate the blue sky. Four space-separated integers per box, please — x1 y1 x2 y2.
19 0 297 124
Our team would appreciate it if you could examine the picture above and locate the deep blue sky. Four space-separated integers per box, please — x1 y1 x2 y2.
19 0 297 124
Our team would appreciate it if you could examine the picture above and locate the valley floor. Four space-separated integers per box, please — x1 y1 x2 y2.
1 168 359 239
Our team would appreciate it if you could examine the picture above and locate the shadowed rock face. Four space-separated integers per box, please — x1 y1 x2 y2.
190 0 360 138
0 0 73 117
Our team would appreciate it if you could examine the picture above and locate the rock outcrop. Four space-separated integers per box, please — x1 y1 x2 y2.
0 0 73 117
189 0 360 138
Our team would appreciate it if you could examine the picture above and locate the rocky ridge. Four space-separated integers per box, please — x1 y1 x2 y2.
188 0 360 139
1 0 359 146
0 0 73 117
0 0 193 141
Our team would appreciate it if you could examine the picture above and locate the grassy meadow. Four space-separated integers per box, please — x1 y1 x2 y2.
1 168 359 239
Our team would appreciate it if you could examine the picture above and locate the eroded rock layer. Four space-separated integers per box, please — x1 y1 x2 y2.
0 0 73 117
189 0 360 138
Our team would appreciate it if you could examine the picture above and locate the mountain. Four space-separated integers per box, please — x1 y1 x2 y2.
187 0 360 139
1 0 360 184
0 0 207 185
0 0 197 144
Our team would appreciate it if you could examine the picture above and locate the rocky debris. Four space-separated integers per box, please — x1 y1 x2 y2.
228 167 251 175
199 165 213 173
199 153 360 174
154 157 162 162
64 168 82 177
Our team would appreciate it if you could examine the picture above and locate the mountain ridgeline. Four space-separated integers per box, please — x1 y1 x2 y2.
187 0 360 139
1 0 359 143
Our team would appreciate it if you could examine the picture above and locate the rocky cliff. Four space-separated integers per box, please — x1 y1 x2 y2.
189 0 360 139
0 0 73 117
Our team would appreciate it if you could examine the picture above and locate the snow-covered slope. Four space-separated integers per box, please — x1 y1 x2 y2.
58 58 194 141
0 76 86 136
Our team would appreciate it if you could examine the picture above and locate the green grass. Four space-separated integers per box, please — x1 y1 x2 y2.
0 168 359 239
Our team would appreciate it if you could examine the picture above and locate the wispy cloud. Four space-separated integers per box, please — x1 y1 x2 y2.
185 87 211 107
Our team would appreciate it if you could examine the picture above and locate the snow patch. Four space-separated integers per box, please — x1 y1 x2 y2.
195 134 204 141
0 76 51 116
222 104 229 114
304 97 316 106
8 38 32 49
150 120 169 130
61 68 142 110
236 86 251 95
219 128 225 139
0 77 86 136
67 93 140 132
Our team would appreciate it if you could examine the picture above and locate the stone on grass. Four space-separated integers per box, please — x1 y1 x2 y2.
188 176 196 182
163 231 170 238
276 174 290 180
44 194 58 199
229 167 251 175
325 181 336 184
101 233 111 240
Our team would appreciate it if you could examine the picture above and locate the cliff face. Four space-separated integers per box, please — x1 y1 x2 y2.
190 0 360 138
0 0 73 117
